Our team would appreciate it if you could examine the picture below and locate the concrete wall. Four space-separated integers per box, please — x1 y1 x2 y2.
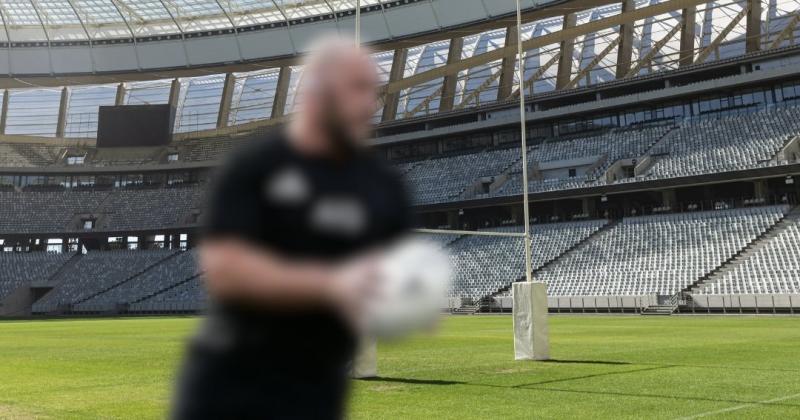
689 294 800 310
491 295 658 311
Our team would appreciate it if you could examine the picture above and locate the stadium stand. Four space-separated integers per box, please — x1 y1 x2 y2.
402 147 522 204
74 250 200 312
129 275 207 313
697 210 800 295
646 105 800 179
0 143 62 167
0 252 74 299
5 206 791 315
179 134 252 162
0 0 798 316
393 103 800 204
0 190 108 234
0 185 204 234
536 206 788 297
446 220 608 301
497 124 674 195
96 186 205 232
32 249 177 313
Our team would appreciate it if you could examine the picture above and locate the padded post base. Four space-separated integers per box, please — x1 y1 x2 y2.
512 282 550 361
351 337 378 379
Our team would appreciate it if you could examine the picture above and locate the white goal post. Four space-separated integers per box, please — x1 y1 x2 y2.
355 0 550 367
510 0 550 361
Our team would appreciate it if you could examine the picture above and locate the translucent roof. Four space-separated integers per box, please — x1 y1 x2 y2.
0 0 388 42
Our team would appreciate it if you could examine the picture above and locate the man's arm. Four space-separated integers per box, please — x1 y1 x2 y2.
200 238 376 315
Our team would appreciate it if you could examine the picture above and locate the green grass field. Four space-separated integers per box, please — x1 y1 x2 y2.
0 315 798 419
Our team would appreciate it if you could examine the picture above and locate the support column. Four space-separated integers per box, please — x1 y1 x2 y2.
447 210 459 229
382 48 407 122
439 37 464 112
55 87 69 138
753 179 768 200
555 13 577 89
167 78 181 109
114 83 126 106
581 197 596 217
497 25 519 100
746 0 762 52
1 89 10 134
615 0 635 79
679 6 697 67
271 66 292 119
510 205 523 225
217 73 236 128
662 189 677 209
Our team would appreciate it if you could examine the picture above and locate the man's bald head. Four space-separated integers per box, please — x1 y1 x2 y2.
293 37 379 152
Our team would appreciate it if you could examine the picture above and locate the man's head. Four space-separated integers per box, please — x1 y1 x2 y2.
294 37 379 154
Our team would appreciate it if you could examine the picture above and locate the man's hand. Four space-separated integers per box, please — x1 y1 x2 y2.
201 239 383 331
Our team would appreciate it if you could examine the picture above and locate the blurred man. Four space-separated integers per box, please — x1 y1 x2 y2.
172 38 409 420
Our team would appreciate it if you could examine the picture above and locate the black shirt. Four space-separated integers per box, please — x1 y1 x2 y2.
198 129 409 370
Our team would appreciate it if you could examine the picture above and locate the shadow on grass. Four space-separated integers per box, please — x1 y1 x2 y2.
477 365 800 409
358 364 800 409
541 359 633 365
359 377 464 385
509 364 675 387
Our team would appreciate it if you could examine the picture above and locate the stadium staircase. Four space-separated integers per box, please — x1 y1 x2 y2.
130 272 203 305
72 250 182 306
533 219 619 275
451 304 480 315
594 124 679 181
631 125 679 176
685 205 800 295
27 253 84 315
484 219 620 307
641 304 677 315
459 146 526 201
775 134 800 162
397 160 422 176
31 252 83 289
642 125 679 154
8 143 56 166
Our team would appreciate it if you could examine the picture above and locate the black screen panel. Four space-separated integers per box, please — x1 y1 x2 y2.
96 105 174 148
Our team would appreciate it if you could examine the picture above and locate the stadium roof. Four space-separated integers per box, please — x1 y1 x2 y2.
0 1 389 41
0 0 796 139
0 0 570 76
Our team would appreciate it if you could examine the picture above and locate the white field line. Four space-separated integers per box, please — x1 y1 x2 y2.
676 392 800 419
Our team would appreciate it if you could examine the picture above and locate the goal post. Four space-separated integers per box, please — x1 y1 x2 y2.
511 0 550 362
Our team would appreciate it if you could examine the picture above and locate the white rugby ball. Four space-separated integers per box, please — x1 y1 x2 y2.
364 237 452 339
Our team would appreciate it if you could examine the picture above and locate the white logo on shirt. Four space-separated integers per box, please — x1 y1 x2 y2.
310 196 367 237
265 167 310 205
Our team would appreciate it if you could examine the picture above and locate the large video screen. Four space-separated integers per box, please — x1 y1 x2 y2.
97 105 175 148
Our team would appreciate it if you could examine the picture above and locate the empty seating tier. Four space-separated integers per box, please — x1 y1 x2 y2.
647 105 800 179
130 276 207 313
32 249 176 313
698 215 800 295
0 185 204 234
442 220 608 301
0 252 74 299
75 250 200 312
536 206 787 297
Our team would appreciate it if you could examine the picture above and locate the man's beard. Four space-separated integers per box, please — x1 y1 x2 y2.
321 90 361 159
